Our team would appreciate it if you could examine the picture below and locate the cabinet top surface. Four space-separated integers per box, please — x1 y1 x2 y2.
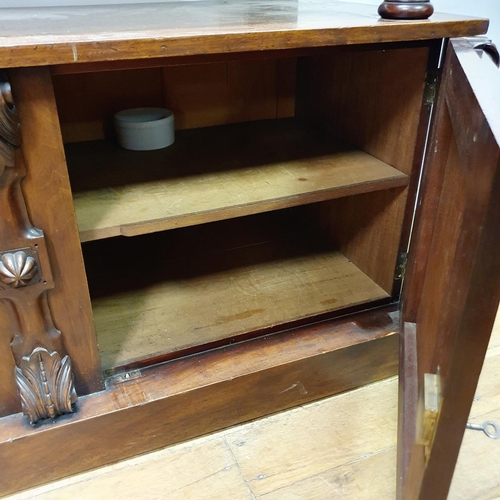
0 0 487 68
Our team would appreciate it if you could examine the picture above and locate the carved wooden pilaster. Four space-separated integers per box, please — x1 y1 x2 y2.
0 71 77 424
378 1 434 20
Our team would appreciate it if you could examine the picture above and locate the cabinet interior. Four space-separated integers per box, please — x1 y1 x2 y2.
52 44 429 372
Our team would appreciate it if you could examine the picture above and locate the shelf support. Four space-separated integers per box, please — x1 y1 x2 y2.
0 71 77 425
378 1 434 20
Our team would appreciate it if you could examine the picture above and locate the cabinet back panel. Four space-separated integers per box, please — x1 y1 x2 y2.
53 58 296 143
53 67 165 143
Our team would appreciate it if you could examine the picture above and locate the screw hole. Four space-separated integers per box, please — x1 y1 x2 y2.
43 280 47 285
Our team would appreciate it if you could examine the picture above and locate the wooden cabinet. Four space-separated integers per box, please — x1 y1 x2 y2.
0 2 498 498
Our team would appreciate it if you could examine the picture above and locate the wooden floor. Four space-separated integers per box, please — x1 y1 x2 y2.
6 310 500 499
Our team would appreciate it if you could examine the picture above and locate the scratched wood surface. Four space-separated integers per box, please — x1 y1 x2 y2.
6 310 498 499
5 377 400 499
0 1 487 68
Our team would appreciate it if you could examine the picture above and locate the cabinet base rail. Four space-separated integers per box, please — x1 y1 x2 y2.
0 305 398 497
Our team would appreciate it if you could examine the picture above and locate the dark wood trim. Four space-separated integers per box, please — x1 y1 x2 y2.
378 1 434 20
0 305 399 497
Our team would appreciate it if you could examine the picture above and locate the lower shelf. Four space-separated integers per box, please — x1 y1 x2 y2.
84 211 390 371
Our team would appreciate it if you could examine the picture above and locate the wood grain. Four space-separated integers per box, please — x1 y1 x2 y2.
161 58 296 129
86 227 389 370
50 49 307 76
449 313 500 499
0 306 399 497
225 379 397 497
66 119 409 242
258 447 397 499
5 438 255 500
0 2 487 68
46 43 432 76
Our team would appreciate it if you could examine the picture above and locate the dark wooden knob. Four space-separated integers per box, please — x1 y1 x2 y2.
378 1 434 20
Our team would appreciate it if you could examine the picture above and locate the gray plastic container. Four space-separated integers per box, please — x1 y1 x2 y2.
114 107 175 151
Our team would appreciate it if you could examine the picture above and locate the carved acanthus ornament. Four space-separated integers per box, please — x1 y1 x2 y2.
15 348 78 424
0 71 78 424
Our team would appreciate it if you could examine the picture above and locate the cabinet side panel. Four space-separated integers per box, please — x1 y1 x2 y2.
9 67 104 394
296 45 430 294
316 187 408 294
296 46 429 175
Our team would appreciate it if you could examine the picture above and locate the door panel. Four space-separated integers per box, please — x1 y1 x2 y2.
399 39 500 499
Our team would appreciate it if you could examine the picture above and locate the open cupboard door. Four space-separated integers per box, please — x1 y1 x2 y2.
398 38 500 499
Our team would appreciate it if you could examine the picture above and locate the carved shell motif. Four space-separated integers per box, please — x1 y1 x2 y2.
15 347 78 425
0 251 37 288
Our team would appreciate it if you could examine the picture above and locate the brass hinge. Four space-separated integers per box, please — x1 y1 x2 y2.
395 251 408 280
424 74 437 106
417 373 442 464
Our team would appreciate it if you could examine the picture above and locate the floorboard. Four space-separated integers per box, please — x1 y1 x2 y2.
6 310 499 500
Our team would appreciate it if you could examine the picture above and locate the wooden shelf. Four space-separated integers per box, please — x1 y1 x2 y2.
67 119 408 242
84 217 389 370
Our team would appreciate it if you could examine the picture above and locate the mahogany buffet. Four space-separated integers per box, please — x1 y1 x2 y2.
0 1 499 499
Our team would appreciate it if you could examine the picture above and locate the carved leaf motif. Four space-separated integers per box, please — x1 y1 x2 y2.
14 348 78 425
55 354 79 412
0 251 37 287
15 367 46 424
